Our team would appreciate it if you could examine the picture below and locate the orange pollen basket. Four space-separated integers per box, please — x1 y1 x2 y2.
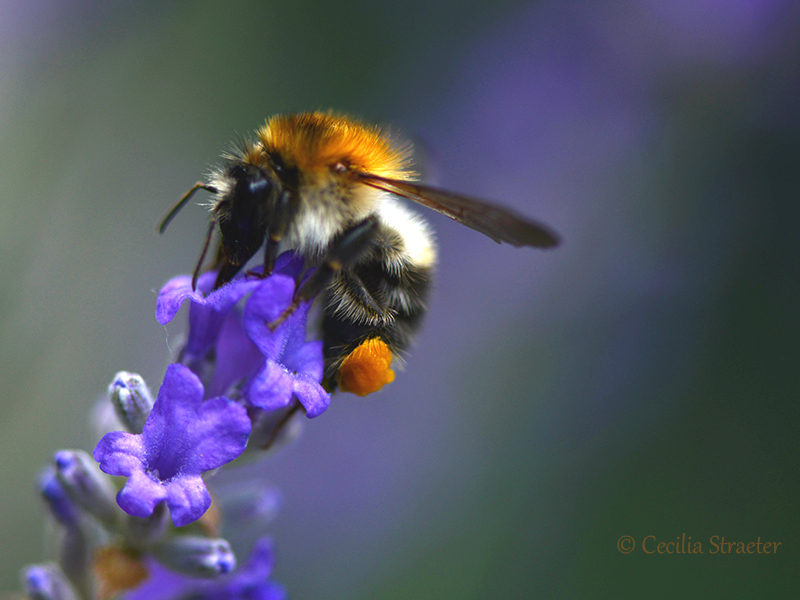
337 338 396 396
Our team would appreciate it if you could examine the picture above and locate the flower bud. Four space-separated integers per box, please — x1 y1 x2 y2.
211 479 281 551
38 468 91 597
109 371 154 434
39 467 79 528
53 450 118 531
215 479 280 530
151 536 236 578
22 563 79 600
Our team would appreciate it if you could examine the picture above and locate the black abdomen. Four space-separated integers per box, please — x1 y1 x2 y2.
321 225 433 387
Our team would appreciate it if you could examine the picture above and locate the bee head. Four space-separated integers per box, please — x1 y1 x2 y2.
214 161 279 268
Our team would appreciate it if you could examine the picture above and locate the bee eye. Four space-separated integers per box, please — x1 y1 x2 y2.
229 164 248 179
270 153 287 174
268 153 299 188
227 164 271 196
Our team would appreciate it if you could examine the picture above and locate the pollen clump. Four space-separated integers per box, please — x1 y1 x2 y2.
338 338 396 396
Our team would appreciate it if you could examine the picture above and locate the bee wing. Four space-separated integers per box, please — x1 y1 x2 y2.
357 173 559 248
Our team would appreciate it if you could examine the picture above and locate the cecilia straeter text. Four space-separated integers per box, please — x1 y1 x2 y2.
617 534 782 555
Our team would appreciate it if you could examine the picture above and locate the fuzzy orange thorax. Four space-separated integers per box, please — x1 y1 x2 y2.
257 112 414 179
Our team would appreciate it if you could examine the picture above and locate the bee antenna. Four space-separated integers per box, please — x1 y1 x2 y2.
158 182 217 234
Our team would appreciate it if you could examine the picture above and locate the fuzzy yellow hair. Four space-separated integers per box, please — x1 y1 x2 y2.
257 112 414 179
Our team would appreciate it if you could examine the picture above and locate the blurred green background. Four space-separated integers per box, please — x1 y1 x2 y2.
1 0 798 598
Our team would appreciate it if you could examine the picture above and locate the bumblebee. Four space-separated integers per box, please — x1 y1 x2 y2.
161 112 558 395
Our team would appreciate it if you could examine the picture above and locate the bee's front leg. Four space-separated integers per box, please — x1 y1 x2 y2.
261 189 299 276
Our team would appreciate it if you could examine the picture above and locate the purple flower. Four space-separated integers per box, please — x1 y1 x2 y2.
93 364 251 527
122 538 285 600
243 275 330 418
156 270 263 385
155 253 304 351
156 253 330 419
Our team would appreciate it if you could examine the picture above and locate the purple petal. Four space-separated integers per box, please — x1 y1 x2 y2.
292 375 331 418
191 397 252 472
276 301 313 356
273 251 305 280
183 302 227 359
203 278 264 313
143 365 250 478
93 431 145 477
156 271 244 325
120 558 190 600
156 275 204 325
165 474 212 527
116 470 167 518
239 274 329 417
142 365 206 471
208 311 264 398
235 537 276 583
281 340 325 382
155 363 206 413
247 361 294 411
242 275 297 356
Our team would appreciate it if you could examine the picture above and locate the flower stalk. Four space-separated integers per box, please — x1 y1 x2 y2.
22 253 323 599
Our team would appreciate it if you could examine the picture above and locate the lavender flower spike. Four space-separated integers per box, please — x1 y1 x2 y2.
93 364 251 527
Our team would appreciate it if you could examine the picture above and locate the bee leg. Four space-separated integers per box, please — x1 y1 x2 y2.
214 256 245 289
267 216 380 331
247 189 297 279
268 189 299 273
192 217 218 290
244 234 280 280
336 270 388 322
261 236 281 276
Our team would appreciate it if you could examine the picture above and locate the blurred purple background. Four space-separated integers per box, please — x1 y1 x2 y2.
1 1 798 598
